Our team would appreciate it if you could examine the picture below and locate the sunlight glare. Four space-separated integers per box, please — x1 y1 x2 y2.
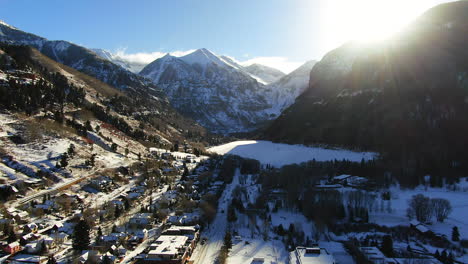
319 0 441 47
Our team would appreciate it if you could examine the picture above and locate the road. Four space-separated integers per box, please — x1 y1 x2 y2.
190 169 240 264
11 171 98 207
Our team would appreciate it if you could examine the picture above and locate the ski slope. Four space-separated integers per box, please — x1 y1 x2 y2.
208 140 376 167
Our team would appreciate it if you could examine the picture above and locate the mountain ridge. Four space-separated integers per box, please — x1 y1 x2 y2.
263 0 468 181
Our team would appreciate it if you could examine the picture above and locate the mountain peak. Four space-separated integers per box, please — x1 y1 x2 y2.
161 53 175 59
179 48 223 66
0 19 17 30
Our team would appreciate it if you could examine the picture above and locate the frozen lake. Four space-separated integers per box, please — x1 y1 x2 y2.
207 140 376 167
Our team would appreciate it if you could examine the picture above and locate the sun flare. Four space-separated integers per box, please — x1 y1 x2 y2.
319 0 443 46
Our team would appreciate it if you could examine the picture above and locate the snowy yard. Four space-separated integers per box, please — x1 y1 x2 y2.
208 140 376 167
227 238 287 264
370 184 468 240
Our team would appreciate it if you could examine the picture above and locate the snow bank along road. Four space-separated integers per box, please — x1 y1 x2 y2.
208 140 376 167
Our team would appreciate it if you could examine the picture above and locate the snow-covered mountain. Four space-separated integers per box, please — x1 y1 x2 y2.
243 63 286 84
140 48 273 133
139 48 316 132
0 20 158 94
263 60 317 116
91 48 148 73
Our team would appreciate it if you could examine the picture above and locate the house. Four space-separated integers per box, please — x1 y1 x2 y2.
24 242 41 254
144 235 191 263
389 258 442 264
23 223 38 233
101 233 127 247
410 220 432 235
360 247 386 264
4 241 21 254
290 246 336 264
117 245 127 257
161 152 173 160
127 229 148 247
8 254 47 264
9 210 30 224
41 236 56 249
251 257 265 264
100 252 117 263
163 226 198 237
128 213 153 229
50 232 68 244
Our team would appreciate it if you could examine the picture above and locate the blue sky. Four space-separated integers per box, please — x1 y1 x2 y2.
0 0 450 72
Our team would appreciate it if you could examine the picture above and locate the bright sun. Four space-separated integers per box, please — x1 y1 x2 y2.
319 0 445 47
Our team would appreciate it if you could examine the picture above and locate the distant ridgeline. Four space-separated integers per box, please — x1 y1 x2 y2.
263 1 468 186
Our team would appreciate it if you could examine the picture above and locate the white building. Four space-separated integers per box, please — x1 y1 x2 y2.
360 247 386 264
290 246 336 264
147 235 189 261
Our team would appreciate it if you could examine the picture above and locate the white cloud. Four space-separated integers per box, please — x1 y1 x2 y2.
241 56 304 74
112 48 196 64
105 48 305 74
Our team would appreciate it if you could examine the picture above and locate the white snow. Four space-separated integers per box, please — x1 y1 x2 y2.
370 184 468 240
208 140 376 167
179 48 228 68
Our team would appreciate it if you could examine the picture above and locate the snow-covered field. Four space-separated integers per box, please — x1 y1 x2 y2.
370 184 468 240
228 237 287 264
208 140 376 167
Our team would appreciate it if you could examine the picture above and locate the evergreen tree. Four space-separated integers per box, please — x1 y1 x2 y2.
59 153 68 168
115 206 121 218
72 219 90 251
101 255 111 264
67 144 75 157
223 231 232 250
47 256 57 264
452 226 460 241
111 143 118 152
85 120 93 131
85 154 96 167
40 240 48 254
277 224 285 236
7 230 17 243
440 250 447 263
381 235 394 257
227 206 237 222
96 227 103 245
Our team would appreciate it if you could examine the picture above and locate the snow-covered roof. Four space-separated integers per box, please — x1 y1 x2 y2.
8 241 20 248
147 235 188 258
10 254 47 263
360 247 386 260
334 174 352 180
291 247 336 264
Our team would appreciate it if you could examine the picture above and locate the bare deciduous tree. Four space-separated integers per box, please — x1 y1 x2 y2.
407 194 432 223
431 198 452 222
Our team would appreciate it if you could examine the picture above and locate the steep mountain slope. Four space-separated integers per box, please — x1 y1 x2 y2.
264 1 468 173
243 63 286 84
0 20 158 94
91 48 148 73
0 44 206 146
140 49 272 133
263 60 316 116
